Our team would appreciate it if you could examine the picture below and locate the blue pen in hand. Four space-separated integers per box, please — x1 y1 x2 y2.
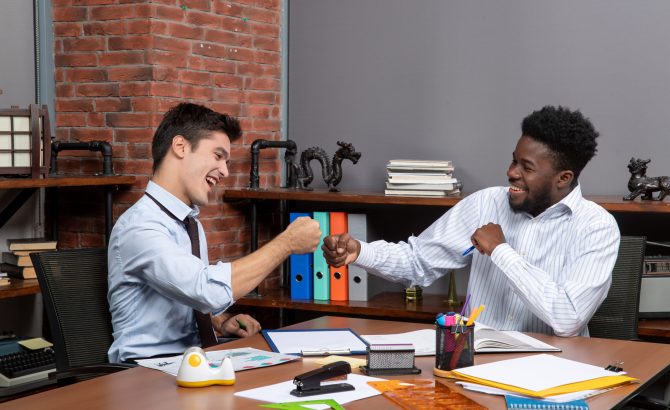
462 245 475 256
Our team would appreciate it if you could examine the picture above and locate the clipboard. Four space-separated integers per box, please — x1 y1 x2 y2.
262 328 369 356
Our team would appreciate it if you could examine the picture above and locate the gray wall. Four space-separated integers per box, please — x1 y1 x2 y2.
0 0 36 107
0 0 46 338
288 0 670 195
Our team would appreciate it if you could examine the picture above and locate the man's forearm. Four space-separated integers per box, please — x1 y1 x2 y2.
230 232 292 299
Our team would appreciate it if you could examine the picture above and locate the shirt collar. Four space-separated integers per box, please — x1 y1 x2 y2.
540 183 583 218
145 180 200 220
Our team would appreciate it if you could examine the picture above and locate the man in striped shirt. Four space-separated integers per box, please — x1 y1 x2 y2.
323 106 620 337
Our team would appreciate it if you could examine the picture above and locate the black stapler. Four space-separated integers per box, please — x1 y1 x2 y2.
290 361 355 397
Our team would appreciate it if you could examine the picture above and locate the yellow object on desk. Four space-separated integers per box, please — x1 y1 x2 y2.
18 338 53 350
450 354 637 398
314 355 367 369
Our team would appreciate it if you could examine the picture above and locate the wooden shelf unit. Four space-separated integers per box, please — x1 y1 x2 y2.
237 288 460 322
0 279 40 300
0 175 136 190
224 187 670 212
0 175 136 301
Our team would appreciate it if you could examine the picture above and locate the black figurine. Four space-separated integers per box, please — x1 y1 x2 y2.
297 141 361 192
623 157 670 201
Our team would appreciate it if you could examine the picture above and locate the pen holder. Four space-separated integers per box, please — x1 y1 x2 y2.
434 323 474 376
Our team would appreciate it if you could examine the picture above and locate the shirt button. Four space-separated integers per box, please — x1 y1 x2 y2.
507 315 514 321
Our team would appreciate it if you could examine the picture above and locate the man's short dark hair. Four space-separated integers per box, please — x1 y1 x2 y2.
152 103 242 173
521 105 598 185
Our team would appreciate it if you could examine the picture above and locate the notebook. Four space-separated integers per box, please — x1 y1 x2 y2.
505 395 589 409
474 324 561 353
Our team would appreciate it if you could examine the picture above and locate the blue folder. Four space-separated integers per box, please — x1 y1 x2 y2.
289 212 313 300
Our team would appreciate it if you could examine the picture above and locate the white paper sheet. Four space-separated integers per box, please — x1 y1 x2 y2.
361 329 436 356
136 347 300 376
454 353 626 392
234 373 384 404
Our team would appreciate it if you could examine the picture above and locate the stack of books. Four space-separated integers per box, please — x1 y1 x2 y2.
384 159 461 197
1 238 57 280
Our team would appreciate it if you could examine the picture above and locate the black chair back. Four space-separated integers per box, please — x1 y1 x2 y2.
588 236 646 340
31 248 113 371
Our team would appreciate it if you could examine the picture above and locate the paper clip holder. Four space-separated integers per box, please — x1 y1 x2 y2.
290 361 355 397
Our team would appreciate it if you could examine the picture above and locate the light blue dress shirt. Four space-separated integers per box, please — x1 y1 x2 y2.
107 181 233 363
355 185 620 337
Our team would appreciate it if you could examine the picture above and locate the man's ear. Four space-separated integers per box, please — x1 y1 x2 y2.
172 135 189 159
556 170 574 189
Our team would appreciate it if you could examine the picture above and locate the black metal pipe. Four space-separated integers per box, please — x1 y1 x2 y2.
50 141 114 176
249 139 297 189
105 187 113 244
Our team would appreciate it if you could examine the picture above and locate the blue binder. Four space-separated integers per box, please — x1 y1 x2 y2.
289 212 313 300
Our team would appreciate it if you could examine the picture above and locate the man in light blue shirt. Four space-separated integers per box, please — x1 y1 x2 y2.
108 103 321 363
322 106 620 337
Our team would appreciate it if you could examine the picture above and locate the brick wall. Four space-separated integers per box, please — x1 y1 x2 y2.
51 0 284 287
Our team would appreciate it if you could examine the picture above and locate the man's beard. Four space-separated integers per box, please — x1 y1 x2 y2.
509 185 552 217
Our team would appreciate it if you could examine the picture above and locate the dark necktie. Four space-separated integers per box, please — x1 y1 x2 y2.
183 216 218 348
144 192 217 348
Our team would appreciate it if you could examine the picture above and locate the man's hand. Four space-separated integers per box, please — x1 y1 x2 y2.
283 216 321 254
470 223 506 256
213 313 261 338
322 233 361 267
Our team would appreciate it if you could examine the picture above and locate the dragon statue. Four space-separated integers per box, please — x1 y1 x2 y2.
297 141 362 191
623 157 670 201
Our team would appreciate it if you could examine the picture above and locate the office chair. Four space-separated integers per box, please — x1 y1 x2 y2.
587 237 670 409
588 236 646 340
31 248 133 384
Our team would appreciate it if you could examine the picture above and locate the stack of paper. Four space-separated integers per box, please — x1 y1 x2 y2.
384 159 461 197
449 354 637 399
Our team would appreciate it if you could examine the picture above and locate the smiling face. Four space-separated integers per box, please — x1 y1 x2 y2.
507 135 570 216
179 130 231 207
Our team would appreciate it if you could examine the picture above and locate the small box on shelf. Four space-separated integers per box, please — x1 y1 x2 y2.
0 104 52 178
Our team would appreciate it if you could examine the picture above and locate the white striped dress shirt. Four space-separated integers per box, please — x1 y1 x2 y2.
355 185 620 336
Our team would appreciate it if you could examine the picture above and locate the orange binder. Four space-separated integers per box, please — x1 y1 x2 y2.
329 212 349 301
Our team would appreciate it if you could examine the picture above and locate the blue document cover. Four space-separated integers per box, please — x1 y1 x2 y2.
312 211 330 301
505 395 589 410
289 212 313 300
262 328 369 355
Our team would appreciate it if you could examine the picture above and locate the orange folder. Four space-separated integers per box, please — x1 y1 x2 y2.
329 212 349 301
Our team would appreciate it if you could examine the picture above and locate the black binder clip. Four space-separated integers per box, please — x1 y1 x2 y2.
290 361 355 397
605 361 624 372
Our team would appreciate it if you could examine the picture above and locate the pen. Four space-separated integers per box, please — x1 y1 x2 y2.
301 349 351 356
236 319 247 331
462 245 475 256
466 305 485 326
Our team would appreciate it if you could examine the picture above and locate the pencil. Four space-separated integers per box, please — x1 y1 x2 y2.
236 319 247 331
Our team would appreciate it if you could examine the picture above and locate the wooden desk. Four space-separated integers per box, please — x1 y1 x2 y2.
3 316 670 410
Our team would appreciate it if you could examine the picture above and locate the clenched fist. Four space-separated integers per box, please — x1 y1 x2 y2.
321 233 361 267
283 216 321 254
